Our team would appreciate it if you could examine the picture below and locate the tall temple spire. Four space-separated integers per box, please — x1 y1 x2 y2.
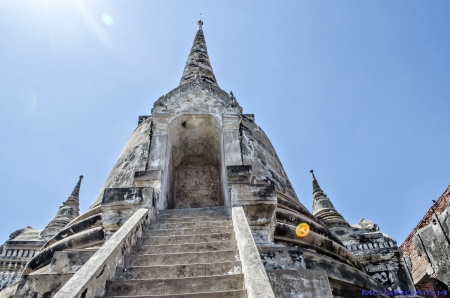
311 170 324 196
40 176 83 238
69 175 83 201
179 20 218 87
310 170 350 228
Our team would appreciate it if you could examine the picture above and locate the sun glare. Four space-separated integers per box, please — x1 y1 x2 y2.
4 0 116 51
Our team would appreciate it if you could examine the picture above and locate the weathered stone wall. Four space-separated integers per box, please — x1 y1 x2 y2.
90 117 152 208
267 270 333 298
174 163 220 208
240 115 298 200
259 246 387 298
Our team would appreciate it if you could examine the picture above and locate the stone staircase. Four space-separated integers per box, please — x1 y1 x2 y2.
99 206 246 298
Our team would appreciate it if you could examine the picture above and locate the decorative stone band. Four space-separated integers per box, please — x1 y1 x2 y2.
24 227 104 274
42 214 102 250
276 208 345 246
232 206 275 298
66 205 102 228
275 222 365 271
0 250 38 259
345 241 397 251
365 263 399 272
276 195 329 230
53 207 153 298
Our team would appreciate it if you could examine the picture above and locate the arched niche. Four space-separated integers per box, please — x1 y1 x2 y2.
166 114 225 209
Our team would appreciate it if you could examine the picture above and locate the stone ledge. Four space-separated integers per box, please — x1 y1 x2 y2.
227 165 252 184
134 170 161 188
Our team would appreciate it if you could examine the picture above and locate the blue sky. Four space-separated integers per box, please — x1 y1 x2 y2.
0 0 449 244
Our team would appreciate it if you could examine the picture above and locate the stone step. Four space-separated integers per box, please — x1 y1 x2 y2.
116 261 242 280
144 226 234 237
141 233 235 245
98 289 247 298
158 206 229 216
104 274 244 296
155 215 230 223
126 250 239 267
159 206 229 212
131 241 238 254
148 219 232 230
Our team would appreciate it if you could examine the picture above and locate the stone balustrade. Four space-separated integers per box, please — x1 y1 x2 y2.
344 241 397 251
0 249 38 259
52 207 154 298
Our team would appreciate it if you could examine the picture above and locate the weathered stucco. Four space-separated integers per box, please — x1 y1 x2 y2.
240 115 298 200
91 117 152 208
267 269 333 298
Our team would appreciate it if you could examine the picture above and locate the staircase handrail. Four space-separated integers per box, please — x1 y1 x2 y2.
53 207 153 298
232 206 275 298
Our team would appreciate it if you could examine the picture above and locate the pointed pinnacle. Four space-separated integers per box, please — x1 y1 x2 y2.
70 175 83 199
310 169 316 181
310 170 323 195
179 20 218 87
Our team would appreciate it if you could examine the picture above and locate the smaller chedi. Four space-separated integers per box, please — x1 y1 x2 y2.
0 176 83 293
310 170 416 293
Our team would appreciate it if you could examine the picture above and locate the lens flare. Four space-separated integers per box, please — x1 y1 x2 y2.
295 223 310 238
101 13 114 27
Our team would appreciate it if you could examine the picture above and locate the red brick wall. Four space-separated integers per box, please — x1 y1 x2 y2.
400 185 450 283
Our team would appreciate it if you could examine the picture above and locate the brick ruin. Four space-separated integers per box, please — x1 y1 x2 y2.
400 185 450 297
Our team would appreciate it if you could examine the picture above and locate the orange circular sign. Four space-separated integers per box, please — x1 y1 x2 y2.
296 223 310 237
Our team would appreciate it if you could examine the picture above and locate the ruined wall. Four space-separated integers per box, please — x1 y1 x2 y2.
413 208 450 286
91 118 152 208
240 115 298 200
400 184 450 294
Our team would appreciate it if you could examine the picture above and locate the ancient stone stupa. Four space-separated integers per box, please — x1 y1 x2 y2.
0 20 417 298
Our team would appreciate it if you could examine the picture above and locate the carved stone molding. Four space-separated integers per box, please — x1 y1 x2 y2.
152 79 242 115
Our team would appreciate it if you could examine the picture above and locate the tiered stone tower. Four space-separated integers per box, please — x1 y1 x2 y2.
310 170 350 228
40 176 83 238
0 176 83 295
0 20 418 298
311 170 416 296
